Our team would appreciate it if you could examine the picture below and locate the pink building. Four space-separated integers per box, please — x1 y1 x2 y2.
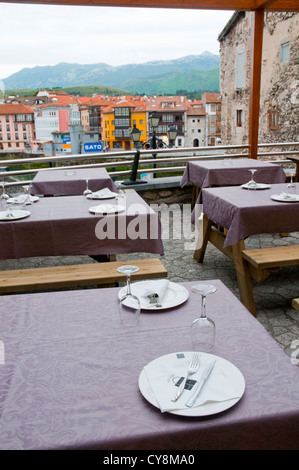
0 103 39 152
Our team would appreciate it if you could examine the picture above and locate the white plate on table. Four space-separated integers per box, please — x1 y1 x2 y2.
138 351 245 417
7 195 39 204
87 190 118 200
241 183 271 190
89 204 125 215
271 193 299 202
0 210 30 221
118 280 189 311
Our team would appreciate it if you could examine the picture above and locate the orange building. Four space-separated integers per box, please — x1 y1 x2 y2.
102 97 147 150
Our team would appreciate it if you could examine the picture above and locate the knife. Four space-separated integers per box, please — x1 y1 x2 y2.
185 359 216 408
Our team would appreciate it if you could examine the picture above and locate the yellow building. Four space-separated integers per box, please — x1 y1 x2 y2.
102 97 147 151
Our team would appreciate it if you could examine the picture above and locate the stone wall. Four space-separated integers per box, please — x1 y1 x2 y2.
219 11 299 148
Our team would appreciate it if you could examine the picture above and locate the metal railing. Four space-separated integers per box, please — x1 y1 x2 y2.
0 142 298 188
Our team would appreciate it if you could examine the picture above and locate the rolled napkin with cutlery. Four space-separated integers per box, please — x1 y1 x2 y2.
143 352 242 413
131 279 170 307
87 188 118 199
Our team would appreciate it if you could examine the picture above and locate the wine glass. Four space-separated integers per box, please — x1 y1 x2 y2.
117 265 141 327
190 283 217 352
83 179 92 198
0 182 9 211
0 182 13 218
287 173 296 194
22 184 33 208
247 169 258 189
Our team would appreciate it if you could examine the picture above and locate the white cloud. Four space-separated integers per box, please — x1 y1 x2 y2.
0 3 233 79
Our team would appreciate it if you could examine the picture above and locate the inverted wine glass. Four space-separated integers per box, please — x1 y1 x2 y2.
22 184 33 208
117 265 141 327
0 182 13 217
0 182 9 210
287 174 296 194
83 179 92 198
191 283 217 352
247 169 258 189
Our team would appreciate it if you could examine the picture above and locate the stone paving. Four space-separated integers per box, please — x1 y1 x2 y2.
0 205 298 363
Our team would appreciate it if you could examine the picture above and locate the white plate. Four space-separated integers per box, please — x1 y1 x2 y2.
7 195 39 204
87 191 118 200
271 193 299 202
118 280 189 311
241 183 271 190
0 210 30 221
138 351 245 417
89 204 125 214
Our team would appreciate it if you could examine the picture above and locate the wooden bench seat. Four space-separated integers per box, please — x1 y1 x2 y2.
292 298 299 312
0 258 168 294
242 245 299 281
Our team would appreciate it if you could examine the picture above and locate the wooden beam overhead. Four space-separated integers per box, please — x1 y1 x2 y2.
1 0 298 11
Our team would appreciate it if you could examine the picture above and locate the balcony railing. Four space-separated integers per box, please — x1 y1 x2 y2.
0 142 298 188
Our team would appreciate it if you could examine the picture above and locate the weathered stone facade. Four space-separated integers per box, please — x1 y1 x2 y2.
219 11 299 148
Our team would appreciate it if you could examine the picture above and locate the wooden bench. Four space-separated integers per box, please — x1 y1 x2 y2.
0 258 168 294
292 298 299 312
242 245 299 281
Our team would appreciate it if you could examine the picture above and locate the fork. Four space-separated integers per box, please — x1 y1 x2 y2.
148 293 163 308
171 353 200 402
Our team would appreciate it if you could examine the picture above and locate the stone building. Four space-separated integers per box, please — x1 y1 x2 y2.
185 100 207 147
218 11 299 147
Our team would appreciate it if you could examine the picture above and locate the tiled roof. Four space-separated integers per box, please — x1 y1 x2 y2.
0 103 35 115
203 93 221 103
145 95 188 111
187 105 207 115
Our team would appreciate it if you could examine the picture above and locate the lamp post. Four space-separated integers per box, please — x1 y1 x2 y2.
167 125 178 147
121 125 146 186
148 112 160 178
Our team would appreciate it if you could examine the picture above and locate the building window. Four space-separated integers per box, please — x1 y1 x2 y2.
236 50 245 89
280 41 290 63
236 110 243 127
115 108 129 116
268 110 278 130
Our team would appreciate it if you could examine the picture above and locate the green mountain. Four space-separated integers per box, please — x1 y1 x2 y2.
2 52 220 95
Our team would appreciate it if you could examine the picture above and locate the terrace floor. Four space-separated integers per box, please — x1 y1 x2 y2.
1 205 298 363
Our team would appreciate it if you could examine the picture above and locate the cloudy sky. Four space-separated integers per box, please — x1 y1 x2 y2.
0 3 233 80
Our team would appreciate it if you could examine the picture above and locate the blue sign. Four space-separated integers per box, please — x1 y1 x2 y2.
84 142 103 153
63 136 71 144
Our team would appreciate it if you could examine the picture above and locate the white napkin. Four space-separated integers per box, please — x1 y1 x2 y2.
7 194 36 204
279 192 297 200
87 188 117 199
94 204 116 214
131 279 170 306
143 353 242 413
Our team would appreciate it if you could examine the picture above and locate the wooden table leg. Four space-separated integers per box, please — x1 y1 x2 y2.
231 240 256 316
193 215 257 315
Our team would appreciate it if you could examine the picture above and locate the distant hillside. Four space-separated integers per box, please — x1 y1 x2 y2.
2 52 220 95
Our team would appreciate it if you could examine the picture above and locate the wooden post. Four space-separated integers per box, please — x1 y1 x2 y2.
248 9 264 160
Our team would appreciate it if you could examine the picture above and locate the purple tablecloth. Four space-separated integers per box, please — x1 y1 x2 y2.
181 158 286 191
202 183 299 247
31 168 118 196
0 280 298 450
0 192 163 259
